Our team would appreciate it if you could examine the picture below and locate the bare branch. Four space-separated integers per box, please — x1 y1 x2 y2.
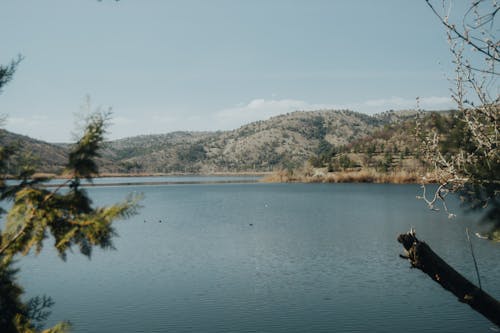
425 0 500 63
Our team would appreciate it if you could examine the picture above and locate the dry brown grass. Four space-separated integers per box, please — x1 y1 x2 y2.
260 169 300 183
261 168 438 184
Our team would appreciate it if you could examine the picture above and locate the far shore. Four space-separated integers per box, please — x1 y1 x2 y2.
5 172 268 187
11 171 272 180
6 169 437 186
260 168 437 184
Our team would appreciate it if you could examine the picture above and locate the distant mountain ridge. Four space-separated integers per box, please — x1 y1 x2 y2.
0 109 442 175
103 109 391 173
0 129 68 174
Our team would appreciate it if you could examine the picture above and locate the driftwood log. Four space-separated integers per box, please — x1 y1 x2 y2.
397 230 500 326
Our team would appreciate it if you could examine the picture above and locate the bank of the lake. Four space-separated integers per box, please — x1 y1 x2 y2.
26 171 270 180
25 170 434 186
261 168 437 184
22 175 265 187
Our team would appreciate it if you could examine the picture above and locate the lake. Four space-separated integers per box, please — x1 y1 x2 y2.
11 180 500 332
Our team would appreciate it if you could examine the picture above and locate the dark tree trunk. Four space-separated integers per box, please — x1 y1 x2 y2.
397 231 500 326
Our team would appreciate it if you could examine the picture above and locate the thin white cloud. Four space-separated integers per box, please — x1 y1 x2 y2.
3 96 456 142
8 115 49 126
419 96 454 108
214 98 312 126
359 96 453 111
363 97 412 108
210 95 454 130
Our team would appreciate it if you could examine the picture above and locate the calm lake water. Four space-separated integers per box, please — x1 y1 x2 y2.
10 180 500 332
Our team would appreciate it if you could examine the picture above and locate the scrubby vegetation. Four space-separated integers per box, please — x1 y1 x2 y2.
264 110 458 184
0 109 454 177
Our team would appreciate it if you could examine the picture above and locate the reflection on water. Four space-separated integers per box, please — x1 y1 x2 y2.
14 182 500 332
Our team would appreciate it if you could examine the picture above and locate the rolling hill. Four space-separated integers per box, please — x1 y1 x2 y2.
0 109 448 175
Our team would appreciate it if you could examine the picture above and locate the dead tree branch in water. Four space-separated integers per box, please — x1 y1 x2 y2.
397 230 500 326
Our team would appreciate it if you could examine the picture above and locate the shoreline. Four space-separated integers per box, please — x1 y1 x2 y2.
41 179 261 188
14 171 272 180
7 170 437 185
260 169 437 184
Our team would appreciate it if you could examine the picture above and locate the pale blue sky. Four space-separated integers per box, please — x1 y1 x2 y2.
1 0 459 142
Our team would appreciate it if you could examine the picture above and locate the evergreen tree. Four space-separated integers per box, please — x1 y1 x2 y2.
0 59 140 332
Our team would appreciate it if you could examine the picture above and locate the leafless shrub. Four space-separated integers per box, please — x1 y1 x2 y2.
420 0 499 239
